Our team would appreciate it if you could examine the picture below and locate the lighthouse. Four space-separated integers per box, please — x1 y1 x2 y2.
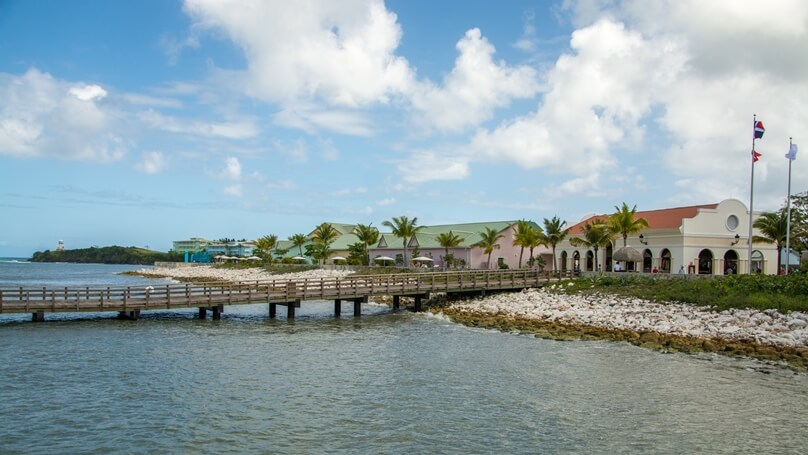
57 240 65 251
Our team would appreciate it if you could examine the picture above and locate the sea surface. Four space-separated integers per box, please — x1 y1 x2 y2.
0 260 806 454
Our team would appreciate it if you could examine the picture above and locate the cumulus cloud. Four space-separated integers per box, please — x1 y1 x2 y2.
440 0 806 210
184 0 413 107
183 0 540 135
135 151 167 174
410 28 540 133
469 19 679 178
0 69 126 162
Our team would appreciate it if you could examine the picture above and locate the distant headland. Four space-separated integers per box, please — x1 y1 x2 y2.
30 246 182 265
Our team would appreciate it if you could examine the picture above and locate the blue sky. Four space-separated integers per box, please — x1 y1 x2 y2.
1 0 807 257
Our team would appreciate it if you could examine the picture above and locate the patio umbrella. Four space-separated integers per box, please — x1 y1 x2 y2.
374 256 394 261
612 246 643 263
247 256 261 260
411 256 433 261
292 256 306 261
332 256 347 261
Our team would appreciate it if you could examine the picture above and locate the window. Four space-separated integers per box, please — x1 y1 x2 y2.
726 214 739 230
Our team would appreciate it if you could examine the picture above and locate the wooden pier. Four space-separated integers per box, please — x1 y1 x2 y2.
0 269 553 322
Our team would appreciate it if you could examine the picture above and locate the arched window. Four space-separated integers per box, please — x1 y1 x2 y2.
660 249 671 273
751 250 764 274
605 244 613 272
643 249 653 273
723 250 738 275
698 249 713 275
572 251 580 273
586 251 594 271
560 251 568 272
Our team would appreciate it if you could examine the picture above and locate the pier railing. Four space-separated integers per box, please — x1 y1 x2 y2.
0 269 555 316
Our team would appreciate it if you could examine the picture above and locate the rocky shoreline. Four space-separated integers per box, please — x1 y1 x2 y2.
437 284 808 370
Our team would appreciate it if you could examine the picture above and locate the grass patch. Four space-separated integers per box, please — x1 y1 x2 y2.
561 273 808 312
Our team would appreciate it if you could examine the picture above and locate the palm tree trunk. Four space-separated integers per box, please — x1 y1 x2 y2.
487 252 492 269
518 247 524 268
552 246 557 273
594 247 599 272
403 242 408 268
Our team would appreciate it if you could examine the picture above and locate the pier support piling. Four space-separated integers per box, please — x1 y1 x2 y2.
334 299 342 318
392 295 400 311
414 295 422 312
212 304 223 320
118 309 140 320
198 307 207 319
32 311 45 322
269 303 276 318
353 298 362 317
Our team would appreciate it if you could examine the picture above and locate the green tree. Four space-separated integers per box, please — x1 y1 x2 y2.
609 202 649 247
753 210 790 271
310 223 340 265
253 234 278 260
352 223 380 265
543 216 569 273
569 222 613 272
289 233 308 257
474 227 504 269
526 225 546 267
513 220 540 268
382 216 424 267
435 231 463 269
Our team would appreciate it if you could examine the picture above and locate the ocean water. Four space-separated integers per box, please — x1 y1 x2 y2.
0 261 806 454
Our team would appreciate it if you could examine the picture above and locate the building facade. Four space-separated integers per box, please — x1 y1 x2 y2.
555 199 778 275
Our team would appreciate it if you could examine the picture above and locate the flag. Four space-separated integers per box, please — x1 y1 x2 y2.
753 150 762 162
754 121 765 139
785 143 798 161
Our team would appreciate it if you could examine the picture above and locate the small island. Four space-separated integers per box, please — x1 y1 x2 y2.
30 246 181 265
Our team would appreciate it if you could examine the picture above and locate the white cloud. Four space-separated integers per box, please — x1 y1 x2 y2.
272 138 308 162
135 151 167 174
0 69 126 162
397 151 470 183
138 109 258 139
409 28 540 133
513 10 538 52
223 184 242 197
184 0 413 107
376 197 395 206
222 156 241 180
273 105 375 136
468 19 678 177
69 84 107 101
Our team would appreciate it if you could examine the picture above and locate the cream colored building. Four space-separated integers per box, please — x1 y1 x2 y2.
556 199 778 275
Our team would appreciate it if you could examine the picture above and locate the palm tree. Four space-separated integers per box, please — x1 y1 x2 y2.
289 233 308 257
569 222 613 272
311 223 340 265
513 220 537 268
382 216 424 267
753 210 789 271
352 223 380 265
435 230 463 269
609 202 649 247
543 216 569 273
253 234 278 260
474 227 504 269
526 225 546 267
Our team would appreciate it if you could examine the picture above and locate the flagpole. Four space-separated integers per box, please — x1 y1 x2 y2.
785 137 793 275
748 114 756 274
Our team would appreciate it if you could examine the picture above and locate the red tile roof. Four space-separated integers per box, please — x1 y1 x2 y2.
568 203 719 234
